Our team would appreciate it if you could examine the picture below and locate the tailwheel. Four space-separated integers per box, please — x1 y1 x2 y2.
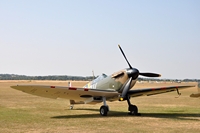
128 105 141 116
70 105 74 110
100 105 109 116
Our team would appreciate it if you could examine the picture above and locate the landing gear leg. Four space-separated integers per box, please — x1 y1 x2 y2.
127 96 140 116
100 97 109 116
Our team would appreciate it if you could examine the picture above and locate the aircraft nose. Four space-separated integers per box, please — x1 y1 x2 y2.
126 68 139 79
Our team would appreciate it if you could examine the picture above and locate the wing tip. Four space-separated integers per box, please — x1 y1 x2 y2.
10 85 19 90
11 85 17 88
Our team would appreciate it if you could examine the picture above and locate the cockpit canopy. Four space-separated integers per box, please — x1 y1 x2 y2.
83 73 107 88
91 73 107 84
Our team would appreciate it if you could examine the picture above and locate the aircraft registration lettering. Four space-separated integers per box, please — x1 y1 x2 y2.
91 83 97 89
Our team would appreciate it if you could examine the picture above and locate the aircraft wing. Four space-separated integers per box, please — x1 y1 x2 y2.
128 85 195 97
11 85 119 104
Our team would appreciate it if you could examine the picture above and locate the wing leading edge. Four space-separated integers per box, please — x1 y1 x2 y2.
11 85 119 104
128 85 195 97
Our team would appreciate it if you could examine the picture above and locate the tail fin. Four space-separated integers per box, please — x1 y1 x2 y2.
190 82 200 98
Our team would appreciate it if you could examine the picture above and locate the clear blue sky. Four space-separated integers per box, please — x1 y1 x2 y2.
0 0 200 79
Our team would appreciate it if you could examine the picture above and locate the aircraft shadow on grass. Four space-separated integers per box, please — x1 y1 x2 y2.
51 108 128 119
141 113 200 121
51 108 200 121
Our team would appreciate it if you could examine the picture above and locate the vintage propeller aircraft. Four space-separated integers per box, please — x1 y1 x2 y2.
11 45 195 116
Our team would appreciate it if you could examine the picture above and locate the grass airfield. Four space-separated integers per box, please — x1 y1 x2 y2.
0 80 200 133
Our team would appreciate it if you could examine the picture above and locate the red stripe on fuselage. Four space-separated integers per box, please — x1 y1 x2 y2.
51 86 55 88
69 87 77 90
161 87 166 90
84 88 89 91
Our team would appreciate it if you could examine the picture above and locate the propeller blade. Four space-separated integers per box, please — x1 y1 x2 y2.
119 77 133 101
118 44 132 69
139 72 161 77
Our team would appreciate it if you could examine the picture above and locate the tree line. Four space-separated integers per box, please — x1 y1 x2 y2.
0 74 199 82
0 74 94 81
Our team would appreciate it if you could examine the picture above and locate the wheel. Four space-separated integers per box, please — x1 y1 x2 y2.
128 105 138 115
70 105 74 110
100 106 108 116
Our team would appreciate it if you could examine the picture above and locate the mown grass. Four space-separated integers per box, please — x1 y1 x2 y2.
0 81 200 133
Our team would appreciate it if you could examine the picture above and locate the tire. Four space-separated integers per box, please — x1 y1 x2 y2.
128 105 138 115
70 105 73 110
100 106 108 116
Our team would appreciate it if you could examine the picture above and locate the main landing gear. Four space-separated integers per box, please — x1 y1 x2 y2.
126 96 141 116
99 96 140 116
100 97 109 116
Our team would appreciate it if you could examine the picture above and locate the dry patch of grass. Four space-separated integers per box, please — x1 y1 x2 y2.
0 80 200 133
